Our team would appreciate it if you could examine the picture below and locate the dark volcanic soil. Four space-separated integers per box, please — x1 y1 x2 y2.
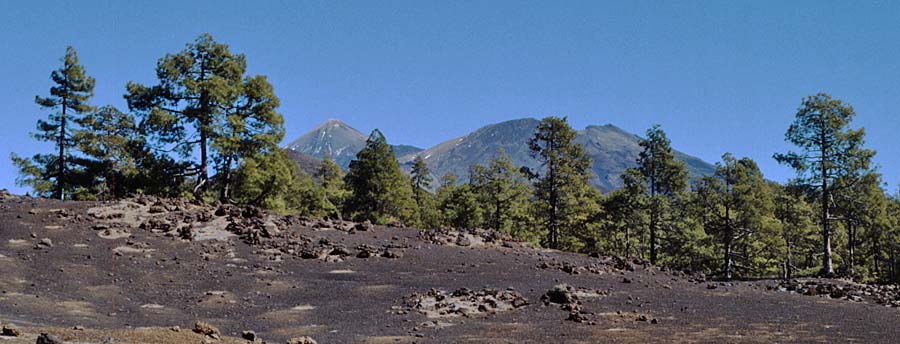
0 195 898 343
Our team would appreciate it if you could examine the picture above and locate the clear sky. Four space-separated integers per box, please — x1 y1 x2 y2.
2 0 899 194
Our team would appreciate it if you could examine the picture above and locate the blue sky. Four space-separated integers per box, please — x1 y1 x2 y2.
2 0 899 194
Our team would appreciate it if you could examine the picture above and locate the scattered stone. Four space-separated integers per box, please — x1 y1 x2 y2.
382 249 403 259
263 221 280 236
286 337 318 344
403 288 528 318
354 222 371 231
771 278 900 307
1 324 22 337
329 246 352 256
193 321 220 339
542 284 577 305
567 310 591 323
36 333 63 344
242 330 257 341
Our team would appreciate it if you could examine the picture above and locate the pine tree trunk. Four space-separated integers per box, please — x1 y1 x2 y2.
820 128 834 276
624 226 631 258
848 223 856 276
198 128 209 195
220 156 232 202
724 203 733 280
547 140 559 249
649 179 658 265
58 103 66 200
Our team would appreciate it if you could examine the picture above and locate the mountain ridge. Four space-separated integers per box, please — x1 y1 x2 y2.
286 118 716 192
285 118 423 168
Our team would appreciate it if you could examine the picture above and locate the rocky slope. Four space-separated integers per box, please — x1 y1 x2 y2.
1 194 898 343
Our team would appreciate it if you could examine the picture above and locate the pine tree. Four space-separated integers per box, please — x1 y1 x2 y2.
603 168 649 258
73 105 139 199
231 149 297 210
833 172 888 277
214 74 284 201
773 184 817 279
774 93 875 276
438 180 483 229
317 152 348 218
695 154 773 279
344 129 415 224
469 150 533 236
410 155 432 210
126 33 250 196
527 116 598 250
12 46 95 199
635 124 688 264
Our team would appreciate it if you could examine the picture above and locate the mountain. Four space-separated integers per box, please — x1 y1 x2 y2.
398 118 715 192
284 149 322 176
286 118 714 192
285 119 423 168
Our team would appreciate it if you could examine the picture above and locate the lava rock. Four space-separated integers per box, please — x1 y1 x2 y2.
192 321 220 339
1 324 22 337
242 330 257 341
286 337 318 344
36 333 63 344
542 284 577 305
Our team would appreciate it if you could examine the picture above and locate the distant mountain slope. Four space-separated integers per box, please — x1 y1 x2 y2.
286 118 714 192
284 149 322 176
285 119 422 168
399 118 715 192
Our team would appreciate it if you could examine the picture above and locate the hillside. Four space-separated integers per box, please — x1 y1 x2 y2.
284 149 322 176
0 195 898 343
397 118 715 192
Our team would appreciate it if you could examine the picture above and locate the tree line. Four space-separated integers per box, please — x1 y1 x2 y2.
13 35 900 283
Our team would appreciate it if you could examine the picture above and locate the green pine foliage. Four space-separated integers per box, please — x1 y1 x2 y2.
435 174 483 229
126 33 284 198
694 154 775 279
344 129 416 224
317 152 349 219
527 116 600 250
774 93 876 276
635 124 689 264
409 155 438 228
469 150 534 237
13 46 96 200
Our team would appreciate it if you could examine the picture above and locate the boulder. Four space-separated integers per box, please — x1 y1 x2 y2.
382 249 403 259
542 284 577 305
242 330 257 341
263 222 280 236
1 324 22 337
286 337 317 344
36 333 64 344
192 321 220 339
354 222 372 231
